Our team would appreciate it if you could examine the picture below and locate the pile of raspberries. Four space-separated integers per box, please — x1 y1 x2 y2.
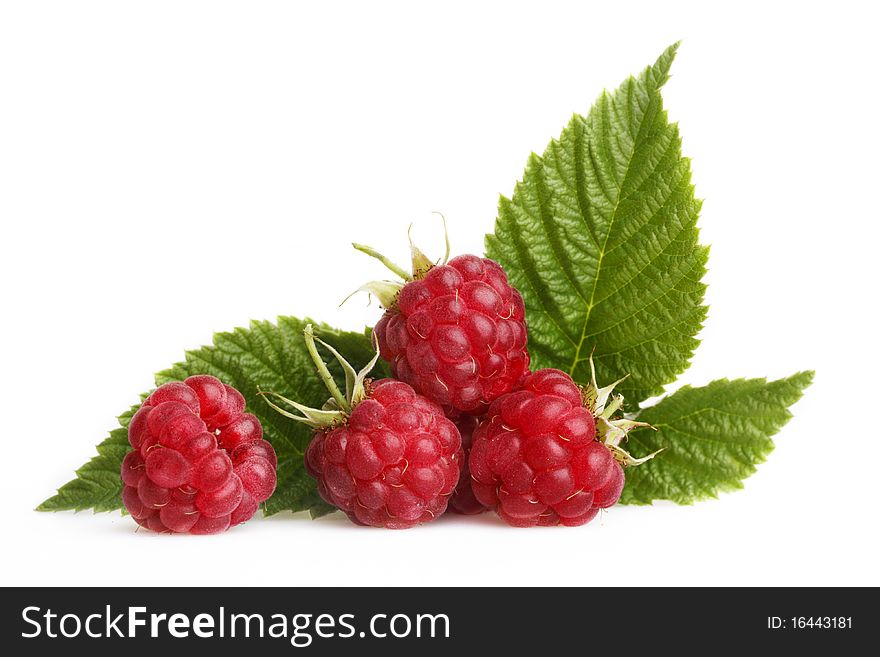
122 253 629 532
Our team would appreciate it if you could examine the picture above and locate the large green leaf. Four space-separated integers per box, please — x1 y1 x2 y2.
39 318 381 517
487 43 708 406
620 372 815 504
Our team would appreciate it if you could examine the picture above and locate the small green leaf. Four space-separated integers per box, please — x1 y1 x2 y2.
487 43 708 406
619 371 814 505
39 317 384 517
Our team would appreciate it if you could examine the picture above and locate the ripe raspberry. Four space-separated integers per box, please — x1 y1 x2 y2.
121 375 277 534
374 256 529 414
352 230 530 414
446 414 488 515
469 368 653 527
265 325 462 529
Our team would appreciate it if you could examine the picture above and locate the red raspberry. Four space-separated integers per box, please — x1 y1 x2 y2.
374 255 530 414
265 324 462 529
120 375 276 534
305 380 462 529
469 368 627 528
446 414 487 515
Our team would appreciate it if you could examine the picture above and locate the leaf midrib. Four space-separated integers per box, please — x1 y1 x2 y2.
568 86 649 376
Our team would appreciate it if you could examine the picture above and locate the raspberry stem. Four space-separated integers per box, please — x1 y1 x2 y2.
303 324 351 413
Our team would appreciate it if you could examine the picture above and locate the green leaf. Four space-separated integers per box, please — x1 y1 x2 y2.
39 317 383 517
486 43 708 406
619 372 814 505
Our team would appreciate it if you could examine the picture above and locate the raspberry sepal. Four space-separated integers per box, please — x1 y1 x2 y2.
582 358 662 467
260 324 380 430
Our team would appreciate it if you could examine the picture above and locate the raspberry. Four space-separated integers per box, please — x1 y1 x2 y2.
304 383 461 529
350 225 530 415
266 325 462 529
446 414 488 515
374 255 530 414
120 375 277 534
468 368 651 528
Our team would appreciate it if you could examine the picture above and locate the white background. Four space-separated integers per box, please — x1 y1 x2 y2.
2 0 878 587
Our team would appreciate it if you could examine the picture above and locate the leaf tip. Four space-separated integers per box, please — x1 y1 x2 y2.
649 41 682 88
788 370 816 395
799 369 817 383
35 496 60 512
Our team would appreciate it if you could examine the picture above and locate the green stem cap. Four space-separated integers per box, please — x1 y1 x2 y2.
260 324 380 430
582 357 662 467
345 215 452 308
